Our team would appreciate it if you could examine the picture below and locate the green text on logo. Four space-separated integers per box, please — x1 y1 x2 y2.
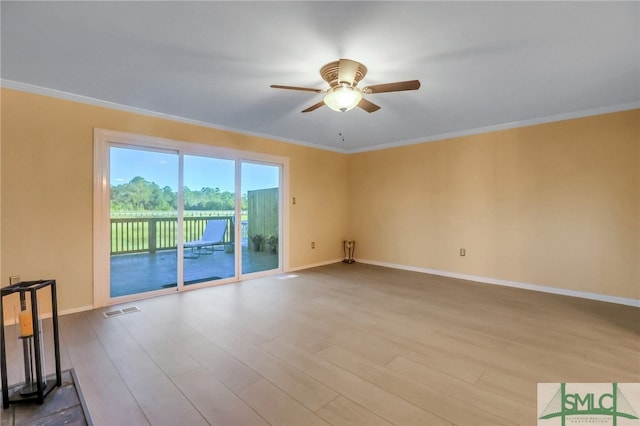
539 383 639 426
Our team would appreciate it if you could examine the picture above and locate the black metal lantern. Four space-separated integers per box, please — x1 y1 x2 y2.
1 279 61 408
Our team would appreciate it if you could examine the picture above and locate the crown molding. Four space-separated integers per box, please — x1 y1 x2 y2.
0 79 348 154
3 79 637 155
347 101 640 153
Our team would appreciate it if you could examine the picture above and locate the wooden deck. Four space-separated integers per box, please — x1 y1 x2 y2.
110 242 278 297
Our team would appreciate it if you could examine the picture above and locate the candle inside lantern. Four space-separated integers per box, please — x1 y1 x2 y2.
19 309 33 337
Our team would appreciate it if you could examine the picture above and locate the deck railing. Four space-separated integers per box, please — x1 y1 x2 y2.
111 216 244 255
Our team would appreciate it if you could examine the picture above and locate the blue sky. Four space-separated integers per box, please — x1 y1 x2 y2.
110 147 279 192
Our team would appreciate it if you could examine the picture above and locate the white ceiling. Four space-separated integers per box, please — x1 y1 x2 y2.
2 1 639 152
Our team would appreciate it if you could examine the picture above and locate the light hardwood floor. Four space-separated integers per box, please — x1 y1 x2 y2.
3 263 639 425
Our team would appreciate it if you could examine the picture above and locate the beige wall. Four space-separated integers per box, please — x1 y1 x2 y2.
349 110 640 300
2 87 638 315
1 88 349 313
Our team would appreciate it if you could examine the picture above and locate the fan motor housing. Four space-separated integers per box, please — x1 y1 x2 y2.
320 60 368 88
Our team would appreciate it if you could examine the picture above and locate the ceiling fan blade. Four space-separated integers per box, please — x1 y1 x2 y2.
357 98 381 113
338 59 359 86
270 84 324 93
364 80 421 94
301 100 325 113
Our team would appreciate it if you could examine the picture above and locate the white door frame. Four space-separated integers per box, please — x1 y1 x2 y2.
93 128 289 307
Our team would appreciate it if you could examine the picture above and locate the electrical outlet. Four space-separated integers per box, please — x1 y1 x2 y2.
460 248 466 257
9 275 20 285
311 242 315 249
292 197 296 205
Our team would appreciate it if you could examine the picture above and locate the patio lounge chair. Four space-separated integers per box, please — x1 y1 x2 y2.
184 220 227 258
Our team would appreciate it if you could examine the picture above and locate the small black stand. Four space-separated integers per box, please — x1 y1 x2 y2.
1 279 62 409
343 240 356 264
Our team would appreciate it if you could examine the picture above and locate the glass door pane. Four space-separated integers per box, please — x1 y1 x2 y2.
110 147 179 297
183 155 236 284
241 162 280 275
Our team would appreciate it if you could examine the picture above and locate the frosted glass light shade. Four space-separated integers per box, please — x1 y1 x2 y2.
324 86 362 112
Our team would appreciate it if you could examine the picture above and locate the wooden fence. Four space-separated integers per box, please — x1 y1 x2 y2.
110 216 238 255
247 188 279 251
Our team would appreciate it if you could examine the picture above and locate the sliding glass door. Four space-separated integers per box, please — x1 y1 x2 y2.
242 162 281 275
110 146 179 297
97 131 286 305
183 155 236 285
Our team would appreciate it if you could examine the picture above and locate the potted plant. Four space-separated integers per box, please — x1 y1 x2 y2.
266 235 278 254
250 234 265 251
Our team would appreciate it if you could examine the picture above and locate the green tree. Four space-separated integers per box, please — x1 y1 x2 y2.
111 177 177 211
111 177 237 212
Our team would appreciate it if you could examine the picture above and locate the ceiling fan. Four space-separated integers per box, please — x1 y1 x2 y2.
271 58 420 113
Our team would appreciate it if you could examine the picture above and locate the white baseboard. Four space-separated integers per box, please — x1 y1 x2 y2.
357 258 640 308
59 305 94 316
288 258 344 272
2 304 95 327
5 260 634 328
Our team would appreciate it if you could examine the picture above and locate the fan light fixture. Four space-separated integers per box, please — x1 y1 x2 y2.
323 85 362 112
271 58 420 113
